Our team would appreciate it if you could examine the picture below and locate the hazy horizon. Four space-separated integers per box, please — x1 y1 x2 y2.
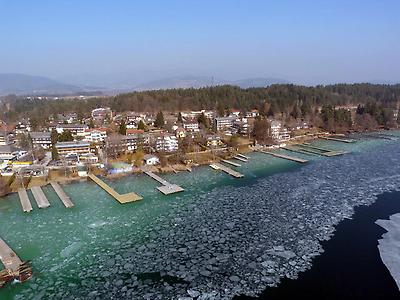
1 0 399 87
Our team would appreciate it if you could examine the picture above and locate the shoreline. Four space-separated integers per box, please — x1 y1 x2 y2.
0 129 396 198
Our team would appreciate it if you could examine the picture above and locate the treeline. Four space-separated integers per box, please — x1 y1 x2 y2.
1 83 399 126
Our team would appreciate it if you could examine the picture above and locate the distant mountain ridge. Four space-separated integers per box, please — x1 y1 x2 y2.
133 76 289 91
0 73 87 96
0 73 290 96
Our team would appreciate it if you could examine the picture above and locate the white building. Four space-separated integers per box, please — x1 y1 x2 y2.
30 132 52 149
55 141 91 158
270 120 290 142
183 120 199 132
233 118 250 135
143 154 160 165
0 131 9 146
91 107 111 120
56 124 89 137
156 135 179 152
0 145 26 162
213 116 236 132
15 122 31 134
246 109 260 118
83 128 107 143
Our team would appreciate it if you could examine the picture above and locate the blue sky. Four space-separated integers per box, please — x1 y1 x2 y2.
0 0 399 86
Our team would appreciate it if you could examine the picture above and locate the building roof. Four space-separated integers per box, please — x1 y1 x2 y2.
144 154 158 160
126 129 144 135
56 124 88 129
175 127 186 133
55 141 90 148
0 145 20 153
29 132 51 139
84 127 108 133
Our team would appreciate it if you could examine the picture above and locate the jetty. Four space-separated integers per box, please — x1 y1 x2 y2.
233 156 248 162
299 143 348 157
259 150 308 163
0 237 32 287
88 174 142 203
283 146 318 156
142 170 184 195
363 133 398 141
321 136 355 143
237 153 250 160
221 159 241 167
17 188 33 212
50 182 74 208
0 238 22 272
30 186 50 209
210 163 244 178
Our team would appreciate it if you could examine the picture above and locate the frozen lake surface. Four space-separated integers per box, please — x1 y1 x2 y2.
376 213 400 290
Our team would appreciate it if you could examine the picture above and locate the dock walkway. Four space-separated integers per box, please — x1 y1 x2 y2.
31 186 50 209
283 146 318 156
259 150 308 163
50 182 74 208
237 153 250 159
0 237 22 272
321 137 355 143
211 163 244 178
88 174 142 203
17 189 33 212
142 170 184 195
299 144 348 157
221 159 241 167
364 133 398 141
233 156 248 162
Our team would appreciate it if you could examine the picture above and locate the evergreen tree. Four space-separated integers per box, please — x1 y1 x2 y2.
58 130 73 142
51 145 59 160
177 112 183 123
137 120 146 130
155 111 165 128
300 101 312 117
290 102 301 119
89 118 95 129
18 133 30 149
197 112 209 128
51 129 58 145
118 120 127 135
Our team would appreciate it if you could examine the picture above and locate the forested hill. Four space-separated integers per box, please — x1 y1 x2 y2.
1 83 400 122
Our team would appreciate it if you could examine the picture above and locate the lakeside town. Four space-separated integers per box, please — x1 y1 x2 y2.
1 91 400 198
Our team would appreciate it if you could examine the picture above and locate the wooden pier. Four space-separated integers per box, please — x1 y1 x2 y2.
321 137 355 143
50 182 74 208
283 146 318 156
31 186 50 209
299 144 348 157
211 163 244 178
88 174 142 203
233 156 248 162
237 153 250 159
142 170 184 195
363 133 398 140
17 188 33 212
0 237 32 287
221 159 241 167
0 237 22 272
259 150 308 163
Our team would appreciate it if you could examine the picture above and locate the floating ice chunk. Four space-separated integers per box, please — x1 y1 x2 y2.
60 242 83 258
88 221 108 229
376 213 400 290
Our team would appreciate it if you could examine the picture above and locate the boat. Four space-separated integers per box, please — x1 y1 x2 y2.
0 261 32 288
